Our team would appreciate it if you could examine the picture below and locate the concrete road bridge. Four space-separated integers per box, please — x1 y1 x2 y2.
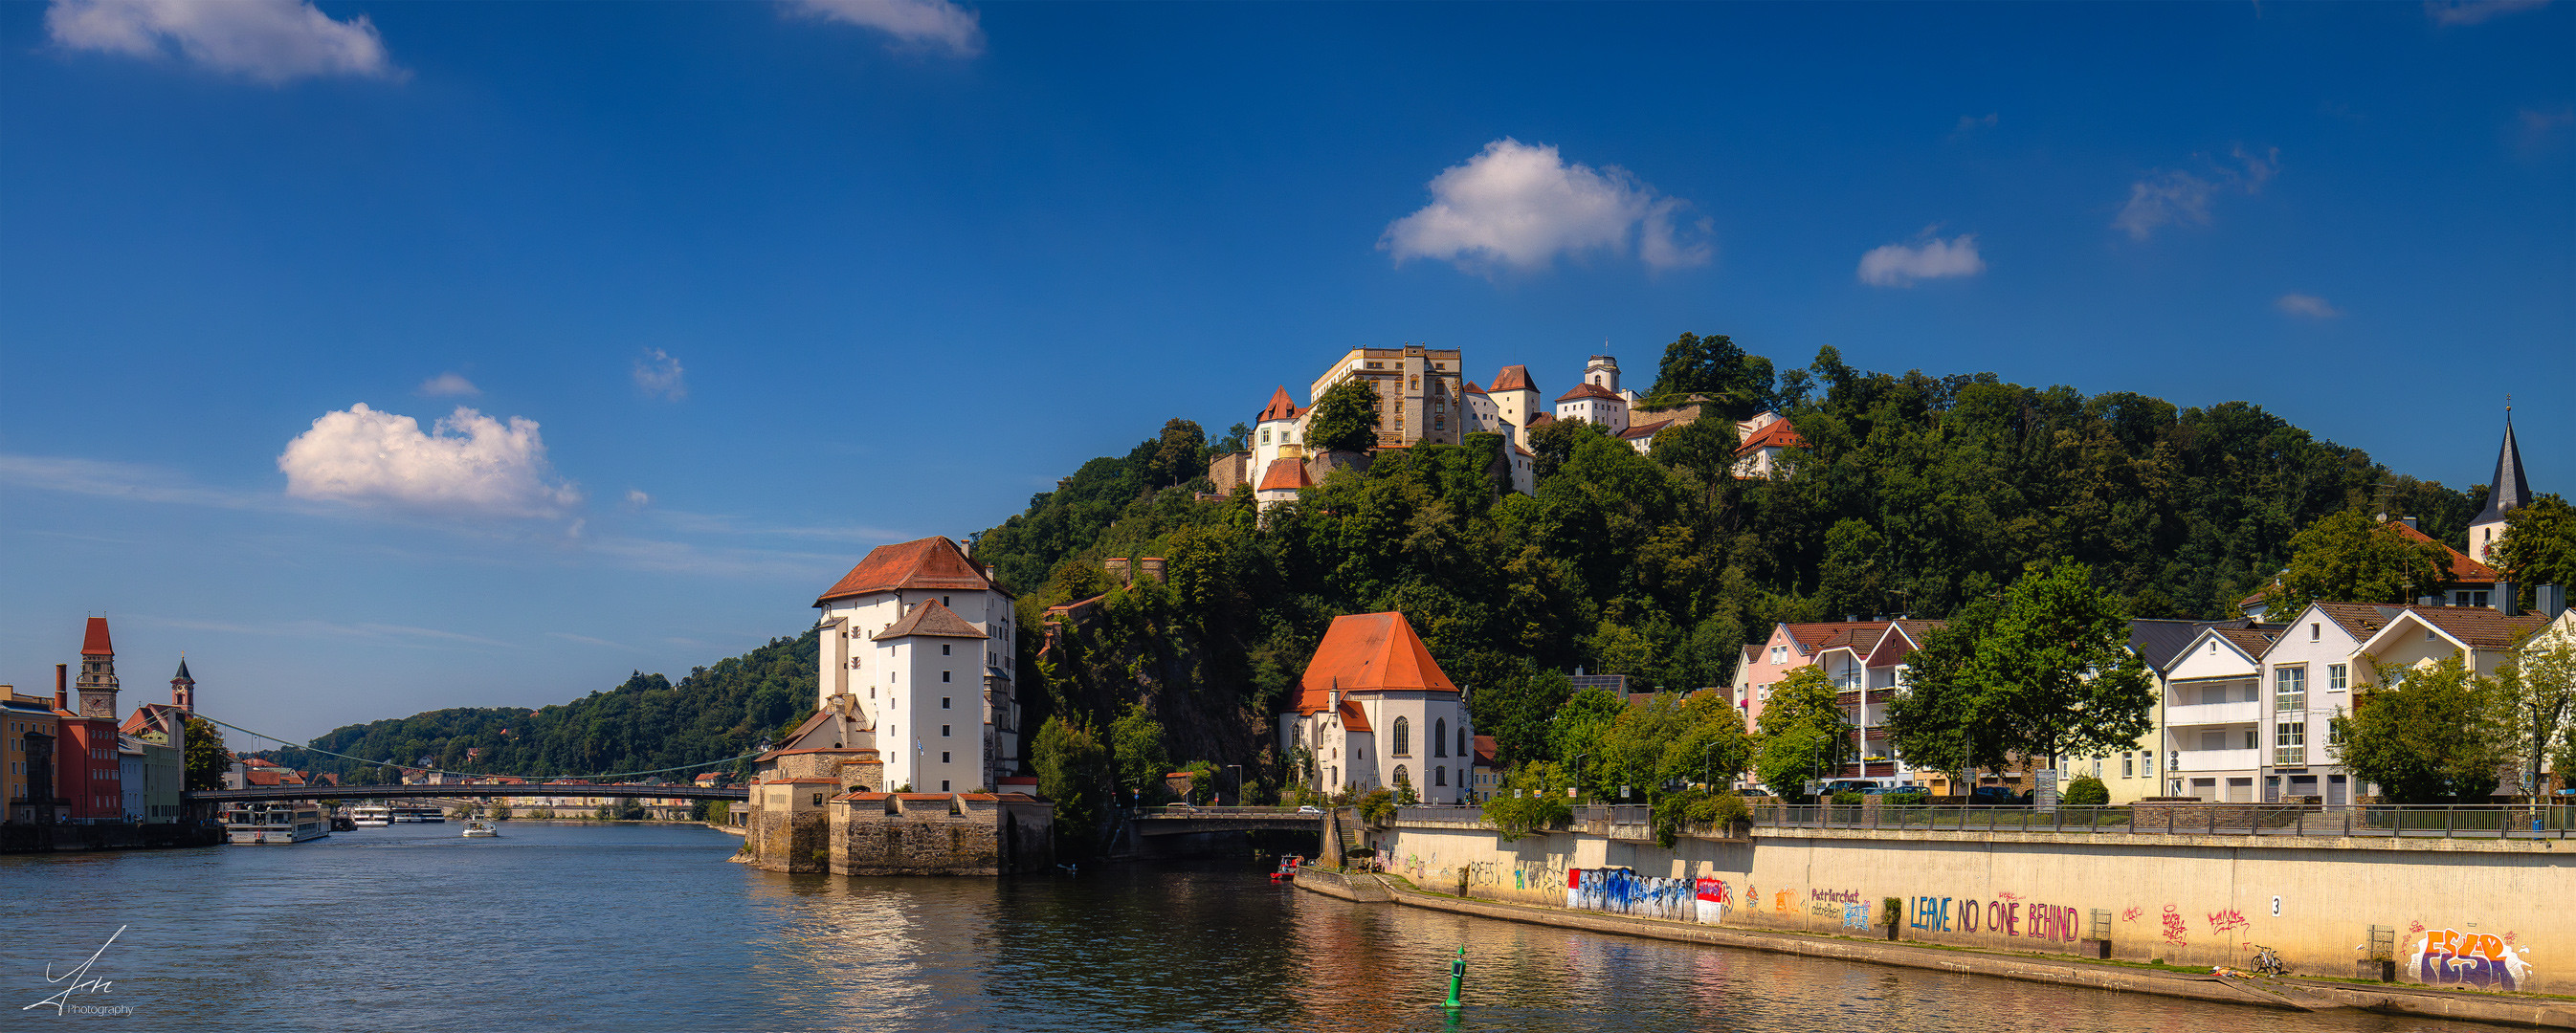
186 783 749 804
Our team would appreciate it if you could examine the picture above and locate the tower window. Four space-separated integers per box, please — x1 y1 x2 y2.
943 697 952 709
941 752 951 763
942 644 951 655
942 670 951 682
942 725 951 736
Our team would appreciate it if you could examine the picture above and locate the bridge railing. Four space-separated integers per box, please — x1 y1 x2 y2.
1748 802 2576 840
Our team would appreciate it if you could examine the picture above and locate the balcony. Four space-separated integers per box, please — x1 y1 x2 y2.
2174 748 2260 772
2165 700 2260 726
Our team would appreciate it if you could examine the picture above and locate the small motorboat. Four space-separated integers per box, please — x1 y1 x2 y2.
460 821 500 838
1270 855 1302 883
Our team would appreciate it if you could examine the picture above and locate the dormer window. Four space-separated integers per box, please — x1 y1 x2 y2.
2310 624 2320 641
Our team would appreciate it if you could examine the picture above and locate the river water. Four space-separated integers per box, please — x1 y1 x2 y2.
0 822 2501 1032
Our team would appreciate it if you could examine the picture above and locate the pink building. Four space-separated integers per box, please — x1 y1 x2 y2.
1732 619 1942 784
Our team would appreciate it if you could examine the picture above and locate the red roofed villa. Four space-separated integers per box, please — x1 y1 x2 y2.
1279 611 1477 803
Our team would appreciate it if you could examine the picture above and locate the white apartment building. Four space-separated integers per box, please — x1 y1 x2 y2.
1552 356 1633 434
2161 625 2276 802
813 537 1020 793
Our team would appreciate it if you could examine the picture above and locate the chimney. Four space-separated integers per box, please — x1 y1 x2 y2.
2497 580 2519 617
2540 584 2566 621
56 663 68 712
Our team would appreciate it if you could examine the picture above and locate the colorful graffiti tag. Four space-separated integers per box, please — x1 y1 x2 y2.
2208 909 2249 936
1907 894 2081 943
1565 868 1698 921
1694 878 1728 924
2413 929 2533 991
1843 903 1873 930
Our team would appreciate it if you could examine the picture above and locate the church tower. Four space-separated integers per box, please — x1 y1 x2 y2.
171 656 196 713
77 617 120 719
2467 409 2530 567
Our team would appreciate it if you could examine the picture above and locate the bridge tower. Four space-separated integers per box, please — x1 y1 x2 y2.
171 656 195 713
77 617 120 720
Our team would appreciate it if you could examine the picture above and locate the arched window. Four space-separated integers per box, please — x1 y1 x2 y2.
1433 719 1448 757
1393 765 1410 787
1458 727 1469 758
1391 716 1410 757
1434 766 1447 786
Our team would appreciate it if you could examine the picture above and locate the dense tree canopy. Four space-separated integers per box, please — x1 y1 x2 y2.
2493 495 2576 608
1305 378 1383 453
970 344 2485 797
2272 509 2456 611
281 632 817 780
2335 655 2508 803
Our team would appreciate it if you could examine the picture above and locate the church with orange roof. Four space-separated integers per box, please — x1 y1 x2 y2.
1278 611 1477 803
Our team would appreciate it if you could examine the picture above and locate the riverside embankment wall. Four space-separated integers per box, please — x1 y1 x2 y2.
1372 822 2570 996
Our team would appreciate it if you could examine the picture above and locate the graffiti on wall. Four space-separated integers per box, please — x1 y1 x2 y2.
1564 868 1698 921
1906 894 2081 943
1843 903 1873 930
1694 878 1728 924
2208 909 2249 936
2161 905 2188 947
2413 929 2533 991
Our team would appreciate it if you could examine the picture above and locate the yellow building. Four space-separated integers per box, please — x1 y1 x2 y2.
1306 344 1465 450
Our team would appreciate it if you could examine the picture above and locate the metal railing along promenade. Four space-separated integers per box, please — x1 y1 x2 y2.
1753 802 2576 839
1387 802 2576 840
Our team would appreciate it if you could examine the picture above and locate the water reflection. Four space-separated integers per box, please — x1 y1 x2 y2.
0 825 2512 1033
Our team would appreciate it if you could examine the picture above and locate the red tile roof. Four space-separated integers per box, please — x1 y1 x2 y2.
1526 412 1556 428
1556 382 1623 404
2213 626 2280 657
81 617 114 656
1491 365 1537 393
1258 385 1301 423
2390 521 2499 582
1294 611 1455 714
1737 418 1806 453
817 537 999 604
1461 381 1488 397
1619 418 1672 440
1336 698 1372 733
1786 621 1895 650
872 600 989 641
1256 457 1313 493
1472 735 1499 767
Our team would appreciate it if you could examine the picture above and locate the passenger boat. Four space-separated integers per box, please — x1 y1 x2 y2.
351 805 393 827
221 802 331 845
460 821 499 838
392 805 446 824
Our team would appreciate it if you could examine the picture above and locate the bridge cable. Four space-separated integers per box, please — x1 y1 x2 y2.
188 714 766 783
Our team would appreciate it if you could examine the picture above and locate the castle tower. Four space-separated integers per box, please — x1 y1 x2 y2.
1583 354 1621 394
77 617 119 719
172 656 196 713
2467 408 2529 566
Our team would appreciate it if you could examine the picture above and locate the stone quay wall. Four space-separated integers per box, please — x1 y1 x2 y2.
1369 820 2572 996
744 786 1052 876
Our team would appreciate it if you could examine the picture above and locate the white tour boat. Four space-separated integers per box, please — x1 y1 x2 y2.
351 805 393 827
221 802 332 845
460 821 500 838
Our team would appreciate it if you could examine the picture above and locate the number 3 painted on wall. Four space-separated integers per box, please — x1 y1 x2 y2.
2271 896 2282 917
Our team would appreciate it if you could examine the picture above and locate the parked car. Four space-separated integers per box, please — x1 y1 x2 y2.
1968 786 2028 805
1820 780 1885 795
1296 805 1322 814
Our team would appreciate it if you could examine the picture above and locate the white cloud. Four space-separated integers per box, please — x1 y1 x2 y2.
625 489 652 509
2425 0 2549 25
633 348 686 401
277 404 581 517
1857 233 1986 287
2113 145 2278 240
2276 293 2343 319
46 0 397 83
418 372 479 397
785 0 984 56
1381 138 1710 273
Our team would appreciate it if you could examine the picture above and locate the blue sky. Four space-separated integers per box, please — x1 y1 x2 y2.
3 1 2568 743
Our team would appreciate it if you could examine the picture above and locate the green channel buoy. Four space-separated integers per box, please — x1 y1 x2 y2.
1445 944 1465 1009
